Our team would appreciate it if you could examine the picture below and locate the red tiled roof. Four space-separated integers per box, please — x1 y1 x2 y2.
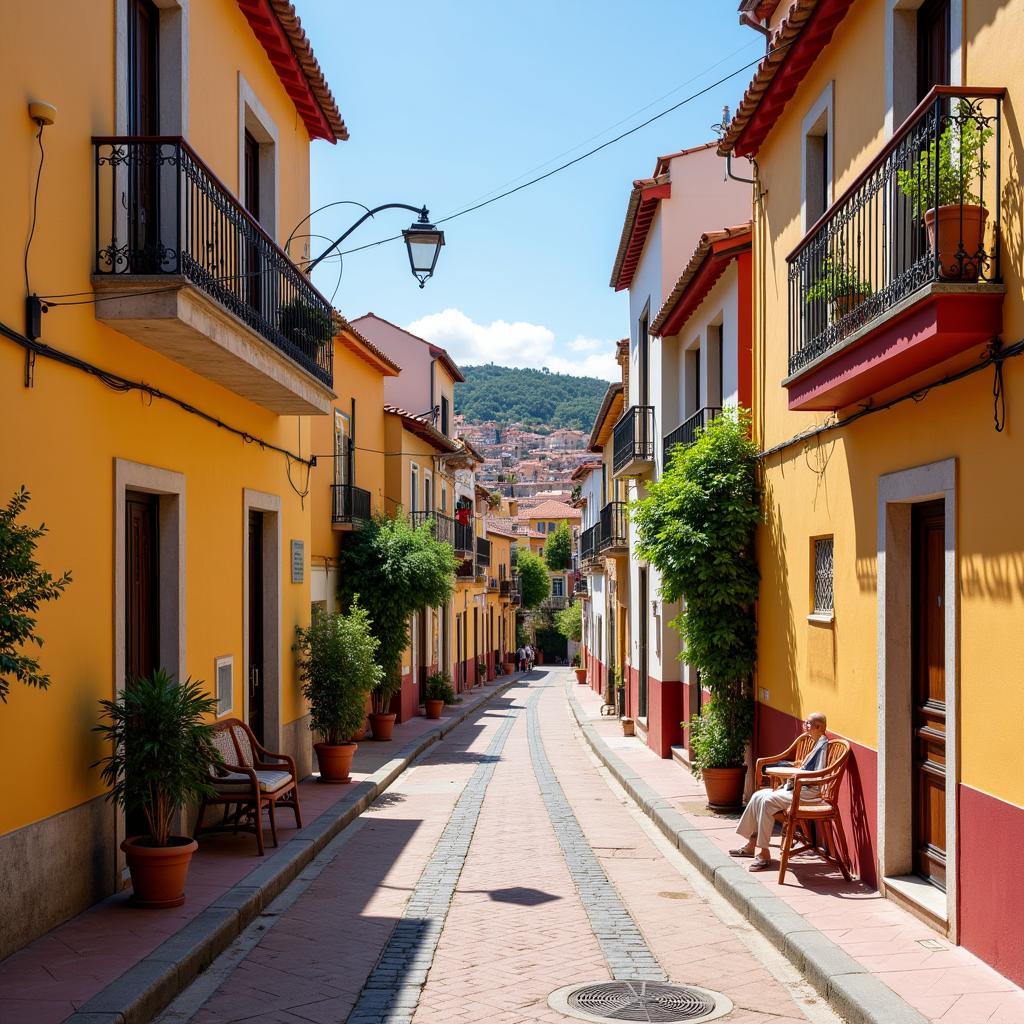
332 312 400 376
609 176 671 292
588 382 625 452
653 141 718 177
384 405 459 453
570 461 601 481
651 224 752 337
517 499 581 522
484 519 519 540
236 0 348 143
718 0 856 158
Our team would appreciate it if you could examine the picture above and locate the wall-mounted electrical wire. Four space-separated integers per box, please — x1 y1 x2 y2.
23 123 46 295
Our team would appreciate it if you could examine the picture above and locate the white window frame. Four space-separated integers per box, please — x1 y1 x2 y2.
801 81 835 232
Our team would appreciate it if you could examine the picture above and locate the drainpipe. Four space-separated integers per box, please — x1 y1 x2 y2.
726 151 756 185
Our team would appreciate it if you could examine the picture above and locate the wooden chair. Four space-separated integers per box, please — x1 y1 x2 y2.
776 738 853 884
754 733 816 790
194 718 302 855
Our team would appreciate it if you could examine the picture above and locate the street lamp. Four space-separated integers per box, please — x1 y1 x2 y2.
303 203 445 288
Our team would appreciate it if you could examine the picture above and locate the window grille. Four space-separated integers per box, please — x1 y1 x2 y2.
813 538 834 614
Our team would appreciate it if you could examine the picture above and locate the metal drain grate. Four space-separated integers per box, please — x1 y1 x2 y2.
549 981 732 1024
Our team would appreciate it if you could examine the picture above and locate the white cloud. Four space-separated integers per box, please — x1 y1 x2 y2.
406 308 619 381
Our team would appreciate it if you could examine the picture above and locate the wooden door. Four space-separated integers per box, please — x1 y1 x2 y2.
248 511 265 744
126 493 159 682
917 0 951 101
126 0 160 272
243 130 263 316
638 568 649 719
912 501 947 889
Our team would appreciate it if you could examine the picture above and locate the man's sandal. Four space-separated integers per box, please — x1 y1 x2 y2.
748 857 773 871
729 847 755 858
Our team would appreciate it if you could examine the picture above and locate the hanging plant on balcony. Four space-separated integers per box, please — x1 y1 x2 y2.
896 100 994 280
806 252 873 317
278 297 333 351
632 411 760 809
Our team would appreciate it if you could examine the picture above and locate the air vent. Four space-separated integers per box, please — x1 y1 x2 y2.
548 981 732 1024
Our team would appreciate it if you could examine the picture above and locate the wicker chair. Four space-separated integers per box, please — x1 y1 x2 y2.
194 718 302 855
776 738 852 883
754 733 817 790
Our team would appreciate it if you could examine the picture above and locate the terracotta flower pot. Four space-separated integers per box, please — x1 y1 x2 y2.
701 766 746 811
425 698 444 720
502 661 514 675
121 836 198 909
574 667 588 684
925 204 988 281
832 291 869 318
314 741 357 783
621 718 635 737
370 712 397 741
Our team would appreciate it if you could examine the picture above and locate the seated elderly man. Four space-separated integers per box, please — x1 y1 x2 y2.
730 712 829 871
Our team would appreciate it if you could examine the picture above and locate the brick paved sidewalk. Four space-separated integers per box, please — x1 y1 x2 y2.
0 679 512 1024
572 682 1024 1024
158 671 836 1024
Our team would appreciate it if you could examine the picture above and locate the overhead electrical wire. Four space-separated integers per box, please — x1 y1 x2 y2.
308 40 789 266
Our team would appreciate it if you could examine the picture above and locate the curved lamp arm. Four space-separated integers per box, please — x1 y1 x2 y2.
305 203 429 274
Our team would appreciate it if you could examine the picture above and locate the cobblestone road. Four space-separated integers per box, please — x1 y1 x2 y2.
159 671 842 1024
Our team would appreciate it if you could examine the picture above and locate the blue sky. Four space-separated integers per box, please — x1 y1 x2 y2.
299 2 759 380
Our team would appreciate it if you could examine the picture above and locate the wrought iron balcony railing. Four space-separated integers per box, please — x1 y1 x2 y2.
574 576 589 596
454 519 474 555
663 406 722 462
93 136 333 387
499 578 513 597
598 501 628 552
612 405 656 475
544 593 569 610
580 521 601 562
787 87 1004 377
332 484 371 525
411 510 457 546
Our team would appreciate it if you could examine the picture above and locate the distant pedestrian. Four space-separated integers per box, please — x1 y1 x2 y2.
526 644 535 671
516 646 526 672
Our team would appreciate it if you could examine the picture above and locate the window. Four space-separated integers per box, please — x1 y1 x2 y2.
441 396 450 437
548 521 557 533
813 537 834 615
441 485 447 513
424 474 432 514
551 576 565 598
334 411 351 486
410 464 419 514
802 84 834 230
215 655 233 716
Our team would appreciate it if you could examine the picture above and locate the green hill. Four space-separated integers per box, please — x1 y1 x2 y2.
455 364 608 431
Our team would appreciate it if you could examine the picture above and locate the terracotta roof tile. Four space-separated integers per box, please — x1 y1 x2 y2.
517 499 581 521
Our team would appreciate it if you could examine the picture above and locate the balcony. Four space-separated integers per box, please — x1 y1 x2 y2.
92 137 334 415
664 406 721 463
785 87 1005 412
499 578 513 597
332 484 371 528
612 406 656 477
544 593 570 610
411 510 456 546
574 576 589 597
487 576 499 593
454 519 475 559
598 501 628 555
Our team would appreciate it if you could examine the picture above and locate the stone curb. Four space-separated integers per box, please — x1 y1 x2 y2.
565 684 929 1024
66 677 524 1024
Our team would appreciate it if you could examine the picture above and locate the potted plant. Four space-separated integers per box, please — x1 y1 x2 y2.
337 515 457 743
424 671 456 719
294 601 381 784
806 253 873 317
685 694 754 810
502 651 515 675
571 651 587 685
94 670 220 908
896 101 994 280
476 659 488 684
632 412 760 813
278 297 333 351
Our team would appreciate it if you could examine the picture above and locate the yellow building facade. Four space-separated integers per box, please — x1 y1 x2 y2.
0 0 345 956
720 0 1024 983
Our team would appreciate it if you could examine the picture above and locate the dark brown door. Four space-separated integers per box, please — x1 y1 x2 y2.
248 511 265 744
127 0 161 272
917 0 951 101
243 131 263 316
126 493 159 682
638 568 648 719
912 501 947 889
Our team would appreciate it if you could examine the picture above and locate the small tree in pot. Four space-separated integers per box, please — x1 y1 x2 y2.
94 671 220 907
338 514 456 740
424 670 456 719
633 411 761 810
295 600 381 783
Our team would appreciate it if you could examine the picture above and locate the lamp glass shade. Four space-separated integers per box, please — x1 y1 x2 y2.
403 222 445 286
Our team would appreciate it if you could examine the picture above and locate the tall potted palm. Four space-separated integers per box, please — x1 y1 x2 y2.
94 671 220 908
295 601 381 783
